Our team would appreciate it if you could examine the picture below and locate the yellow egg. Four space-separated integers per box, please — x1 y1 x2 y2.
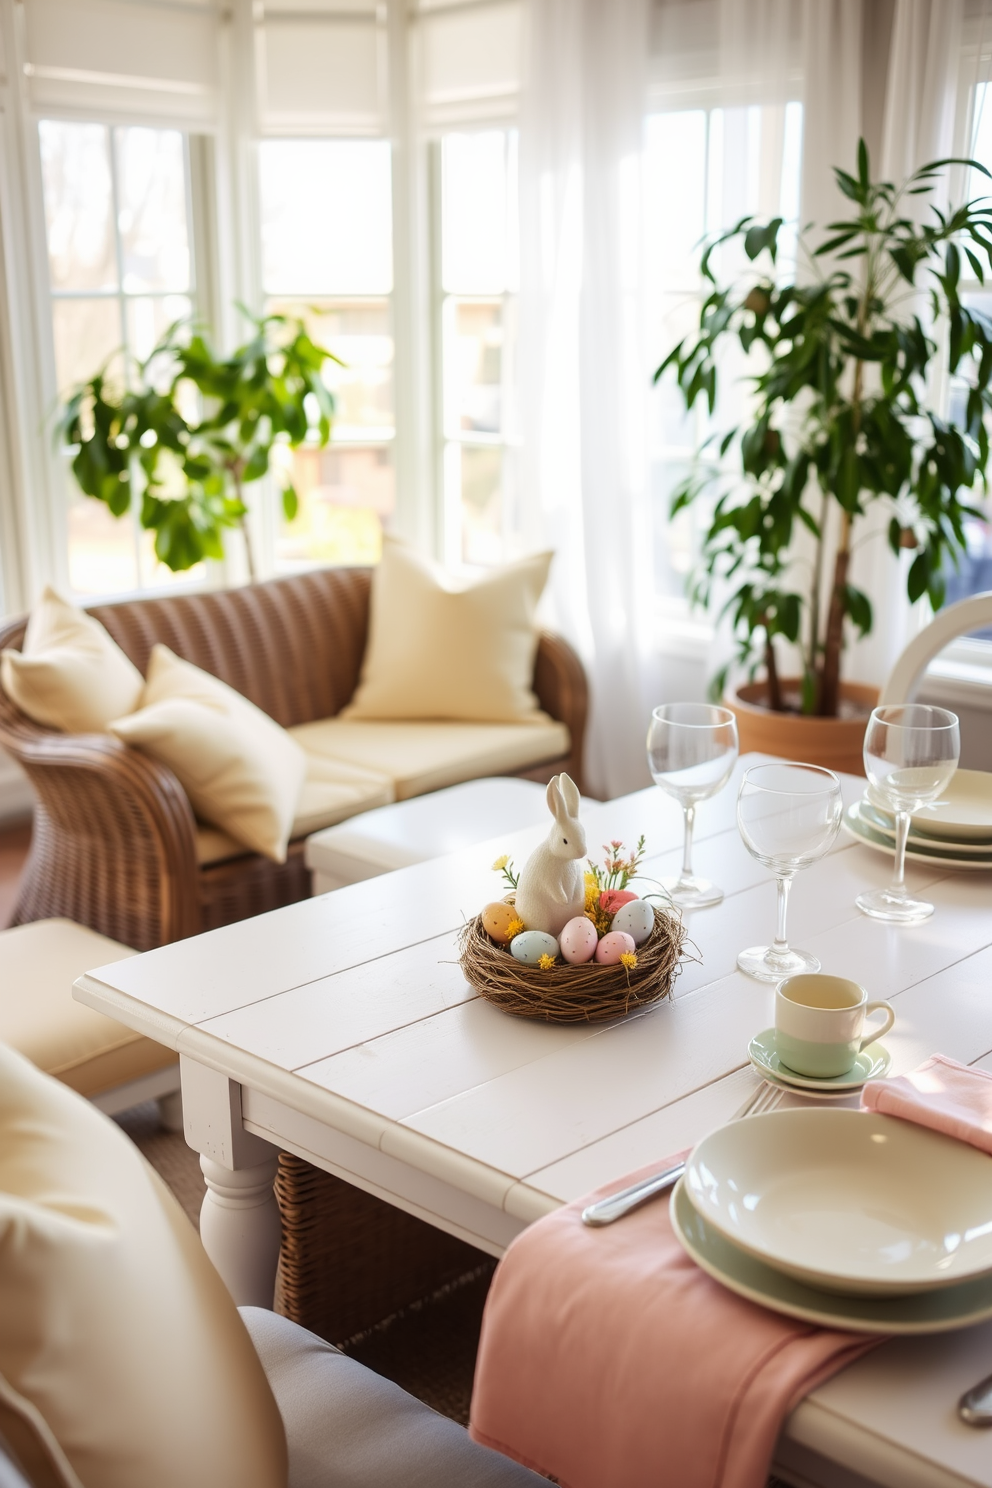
482 901 518 944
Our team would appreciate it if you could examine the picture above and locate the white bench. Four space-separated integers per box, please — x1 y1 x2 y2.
305 777 553 893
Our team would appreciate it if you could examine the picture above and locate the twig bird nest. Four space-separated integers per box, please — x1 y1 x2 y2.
458 904 687 1023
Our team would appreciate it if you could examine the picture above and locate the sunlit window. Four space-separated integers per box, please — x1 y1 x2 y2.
645 102 803 607
39 120 195 595
259 139 394 571
440 130 518 567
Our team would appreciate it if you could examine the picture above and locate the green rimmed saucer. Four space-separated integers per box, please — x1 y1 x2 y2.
669 1178 992 1334
748 1027 891 1092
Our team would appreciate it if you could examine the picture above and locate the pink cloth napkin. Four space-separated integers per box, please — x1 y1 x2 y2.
862 1053 992 1152
469 1156 881 1488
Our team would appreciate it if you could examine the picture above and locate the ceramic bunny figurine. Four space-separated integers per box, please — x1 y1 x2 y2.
514 773 587 937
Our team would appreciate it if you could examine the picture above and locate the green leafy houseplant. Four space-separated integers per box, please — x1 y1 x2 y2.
655 141 992 716
59 311 341 578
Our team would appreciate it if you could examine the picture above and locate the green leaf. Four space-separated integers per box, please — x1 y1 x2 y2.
282 483 299 522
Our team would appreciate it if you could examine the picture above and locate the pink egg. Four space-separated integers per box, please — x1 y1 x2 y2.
559 915 598 965
595 930 636 965
600 889 638 915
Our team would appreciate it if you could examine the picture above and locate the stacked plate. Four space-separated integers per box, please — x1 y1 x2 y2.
843 768 992 870
670 1108 992 1333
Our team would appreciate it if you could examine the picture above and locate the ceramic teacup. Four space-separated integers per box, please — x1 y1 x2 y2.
775 973 895 1079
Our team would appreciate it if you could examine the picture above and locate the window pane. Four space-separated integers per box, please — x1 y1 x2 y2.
39 121 117 293
259 140 393 295
267 299 393 435
116 128 191 293
442 131 516 294
51 297 123 395
277 445 393 570
447 443 505 566
125 294 193 364
66 489 137 595
444 300 503 435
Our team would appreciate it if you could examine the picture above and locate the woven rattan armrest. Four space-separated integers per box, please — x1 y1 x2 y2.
530 631 588 792
3 727 200 952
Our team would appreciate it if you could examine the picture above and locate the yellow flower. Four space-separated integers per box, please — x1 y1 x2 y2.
492 854 510 872
585 903 612 936
506 918 526 939
538 953 556 970
620 951 638 970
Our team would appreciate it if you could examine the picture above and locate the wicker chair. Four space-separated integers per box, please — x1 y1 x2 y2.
0 568 587 952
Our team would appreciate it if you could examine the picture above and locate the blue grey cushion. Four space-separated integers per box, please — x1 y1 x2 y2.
240 1308 544 1488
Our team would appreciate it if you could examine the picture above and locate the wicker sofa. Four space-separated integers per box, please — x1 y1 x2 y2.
0 567 587 952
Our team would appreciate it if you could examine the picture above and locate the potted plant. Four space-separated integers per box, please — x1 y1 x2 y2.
58 311 341 579
655 141 992 772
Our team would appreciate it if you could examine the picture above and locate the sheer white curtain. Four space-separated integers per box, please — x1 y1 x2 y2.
517 0 656 800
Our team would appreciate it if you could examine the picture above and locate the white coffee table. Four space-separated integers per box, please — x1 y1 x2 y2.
75 757 992 1488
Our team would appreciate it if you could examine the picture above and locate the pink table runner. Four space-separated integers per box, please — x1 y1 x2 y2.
862 1053 992 1154
470 1155 880 1488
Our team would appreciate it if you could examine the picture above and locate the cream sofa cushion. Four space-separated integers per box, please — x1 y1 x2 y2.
0 1043 287 1488
289 717 570 801
110 646 306 863
196 755 394 865
0 919 175 1098
344 539 553 723
0 587 143 733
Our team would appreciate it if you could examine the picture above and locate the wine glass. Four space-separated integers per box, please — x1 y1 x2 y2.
856 704 960 924
646 703 739 908
736 762 843 982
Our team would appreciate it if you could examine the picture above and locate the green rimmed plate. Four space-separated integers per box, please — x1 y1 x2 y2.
843 803 992 870
748 1027 891 1092
669 1178 992 1334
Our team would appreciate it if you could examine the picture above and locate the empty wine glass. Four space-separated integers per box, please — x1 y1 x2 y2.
646 703 739 908
736 762 843 982
856 704 960 924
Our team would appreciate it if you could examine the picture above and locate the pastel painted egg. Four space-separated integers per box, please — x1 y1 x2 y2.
510 930 560 965
482 901 519 944
600 889 638 916
611 899 655 946
559 915 599 965
595 930 636 965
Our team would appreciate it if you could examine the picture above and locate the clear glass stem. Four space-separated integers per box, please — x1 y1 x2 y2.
890 810 910 897
677 802 696 887
772 874 793 959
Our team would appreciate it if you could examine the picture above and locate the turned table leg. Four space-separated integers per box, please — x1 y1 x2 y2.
179 1055 282 1308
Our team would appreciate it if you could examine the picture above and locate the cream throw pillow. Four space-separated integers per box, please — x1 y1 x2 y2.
345 538 553 723
0 1042 287 1488
110 646 305 862
0 587 143 733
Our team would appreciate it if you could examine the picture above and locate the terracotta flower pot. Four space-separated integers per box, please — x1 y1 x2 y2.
724 679 879 777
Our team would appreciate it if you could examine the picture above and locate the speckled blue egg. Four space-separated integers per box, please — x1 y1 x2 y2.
611 898 655 946
510 930 560 965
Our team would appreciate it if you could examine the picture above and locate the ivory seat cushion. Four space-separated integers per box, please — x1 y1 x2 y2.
343 539 553 724
197 755 394 865
0 587 143 733
111 646 306 863
289 717 571 801
0 919 174 1098
0 1044 287 1488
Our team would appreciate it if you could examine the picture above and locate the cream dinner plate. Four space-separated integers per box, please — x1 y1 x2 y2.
898 769 992 842
747 1028 891 1091
683 1108 992 1296
843 803 992 871
670 1179 992 1335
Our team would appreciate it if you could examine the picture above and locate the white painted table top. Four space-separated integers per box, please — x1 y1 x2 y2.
75 755 992 1488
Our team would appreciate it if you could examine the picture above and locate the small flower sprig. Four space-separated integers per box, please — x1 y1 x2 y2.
491 853 519 891
586 835 647 892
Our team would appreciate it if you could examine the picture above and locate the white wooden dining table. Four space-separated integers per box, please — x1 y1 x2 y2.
75 754 992 1488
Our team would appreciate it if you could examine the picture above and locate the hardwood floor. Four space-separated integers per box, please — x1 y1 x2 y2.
0 818 30 927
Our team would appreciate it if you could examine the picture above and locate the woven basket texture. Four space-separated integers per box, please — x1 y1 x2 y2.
458 904 686 1022
273 1154 487 1344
